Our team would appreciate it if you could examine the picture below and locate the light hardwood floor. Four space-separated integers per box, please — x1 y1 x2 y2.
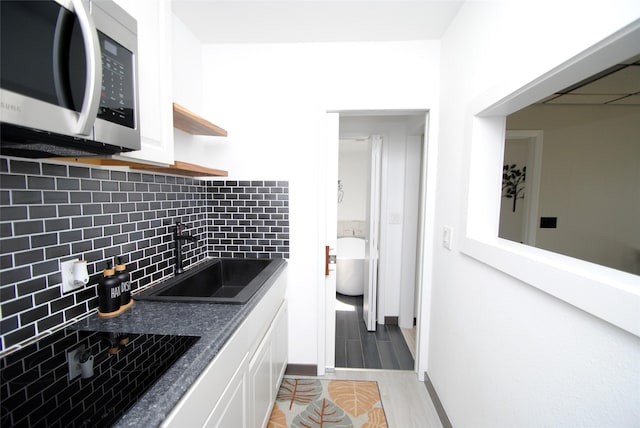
292 369 443 428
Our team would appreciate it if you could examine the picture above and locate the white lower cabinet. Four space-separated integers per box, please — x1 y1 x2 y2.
271 305 288 396
204 355 248 428
163 271 287 428
249 303 288 428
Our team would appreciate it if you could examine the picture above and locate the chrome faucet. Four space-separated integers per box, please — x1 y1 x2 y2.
172 221 198 275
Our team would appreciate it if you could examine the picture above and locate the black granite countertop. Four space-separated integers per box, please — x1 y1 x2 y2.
74 259 285 428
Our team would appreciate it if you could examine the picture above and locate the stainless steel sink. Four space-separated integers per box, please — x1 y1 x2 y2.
134 258 286 304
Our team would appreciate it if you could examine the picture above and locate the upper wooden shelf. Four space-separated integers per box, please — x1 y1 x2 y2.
172 103 228 137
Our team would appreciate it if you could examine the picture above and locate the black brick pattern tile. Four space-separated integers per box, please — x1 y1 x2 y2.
208 180 289 259
0 156 289 352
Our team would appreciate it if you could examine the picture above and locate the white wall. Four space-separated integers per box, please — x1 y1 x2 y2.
172 12 200 157
191 41 440 364
337 144 367 223
172 15 202 112
431 2 640 427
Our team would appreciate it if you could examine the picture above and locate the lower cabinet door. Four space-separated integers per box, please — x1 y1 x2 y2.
271 304 288 398
248 301 288 428
204 356 248 428
248 332 272 428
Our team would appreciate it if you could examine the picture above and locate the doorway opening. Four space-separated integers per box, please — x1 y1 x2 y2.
332 112 427 370
499 130 543 246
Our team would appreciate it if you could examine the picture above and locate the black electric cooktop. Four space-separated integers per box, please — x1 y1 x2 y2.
0 327 199 427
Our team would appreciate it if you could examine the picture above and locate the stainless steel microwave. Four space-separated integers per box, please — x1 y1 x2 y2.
0 0 140 158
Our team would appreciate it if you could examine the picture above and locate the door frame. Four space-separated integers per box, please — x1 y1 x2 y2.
321 109 437 379
503 130 543 246
320 112 340 374
398 134 424 329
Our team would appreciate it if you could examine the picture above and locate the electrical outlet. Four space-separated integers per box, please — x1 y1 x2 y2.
443 225 453 250
67 345 85 380
61 259 81 293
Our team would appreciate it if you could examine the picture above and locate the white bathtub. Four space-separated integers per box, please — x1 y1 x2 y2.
336 237 365 296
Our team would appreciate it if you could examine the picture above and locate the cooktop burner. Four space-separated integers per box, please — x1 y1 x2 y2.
0 327 199 427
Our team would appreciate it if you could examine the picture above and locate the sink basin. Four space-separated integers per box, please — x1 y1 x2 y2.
134 258 286 304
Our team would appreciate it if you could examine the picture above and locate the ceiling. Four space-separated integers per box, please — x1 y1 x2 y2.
171 1 639 106
539 53 640 106
171 0 464 43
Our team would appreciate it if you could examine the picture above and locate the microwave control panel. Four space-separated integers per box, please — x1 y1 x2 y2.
97 31 135 129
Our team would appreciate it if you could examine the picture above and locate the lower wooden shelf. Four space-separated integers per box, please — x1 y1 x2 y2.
132 160 228 177
56 158 228 177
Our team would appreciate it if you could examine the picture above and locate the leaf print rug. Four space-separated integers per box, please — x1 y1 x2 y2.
268 378 388 428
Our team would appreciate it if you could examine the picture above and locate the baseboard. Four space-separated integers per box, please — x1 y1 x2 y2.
384 316 398 325
285 364 318 376
423 371 453 428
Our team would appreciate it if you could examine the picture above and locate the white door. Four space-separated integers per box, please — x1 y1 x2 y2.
399 135 422 329
363 135 382 331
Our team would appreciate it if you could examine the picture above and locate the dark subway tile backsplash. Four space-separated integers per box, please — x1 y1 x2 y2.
0 156 289 352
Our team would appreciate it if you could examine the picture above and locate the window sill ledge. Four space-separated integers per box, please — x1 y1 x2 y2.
460 236 640 338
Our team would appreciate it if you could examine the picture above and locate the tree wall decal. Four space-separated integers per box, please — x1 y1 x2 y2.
502 164 526 212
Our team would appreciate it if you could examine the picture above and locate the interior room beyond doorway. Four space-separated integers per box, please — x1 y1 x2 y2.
334 111 427 371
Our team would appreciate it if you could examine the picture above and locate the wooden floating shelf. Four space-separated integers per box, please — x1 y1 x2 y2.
133 160 228 177
57 158 228 177
172 102 228 136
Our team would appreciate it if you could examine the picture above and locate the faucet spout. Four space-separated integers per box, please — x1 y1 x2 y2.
172 221 198 275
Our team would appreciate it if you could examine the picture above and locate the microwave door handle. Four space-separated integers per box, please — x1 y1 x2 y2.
71 0 101 136
52 9 75 110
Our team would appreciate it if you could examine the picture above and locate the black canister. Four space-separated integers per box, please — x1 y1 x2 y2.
115 256 131 307
98 261 121 316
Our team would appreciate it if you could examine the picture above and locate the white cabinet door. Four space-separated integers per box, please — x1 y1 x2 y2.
248 302 288 428
204 356 248 428
112 0 174 165
271 304 288 397
248 330 273 428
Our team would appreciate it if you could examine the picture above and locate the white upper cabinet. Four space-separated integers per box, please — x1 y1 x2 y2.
113 0 174 165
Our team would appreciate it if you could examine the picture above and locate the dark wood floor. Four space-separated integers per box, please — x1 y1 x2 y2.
335 293 414 370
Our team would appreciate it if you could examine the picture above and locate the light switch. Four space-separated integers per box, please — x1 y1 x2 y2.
443 225 453 250
389 212 402 225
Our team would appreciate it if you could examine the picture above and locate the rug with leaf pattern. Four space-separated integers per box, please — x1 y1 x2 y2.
267 378 388 428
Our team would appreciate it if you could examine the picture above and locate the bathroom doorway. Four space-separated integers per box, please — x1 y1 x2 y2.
331 112 427 370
